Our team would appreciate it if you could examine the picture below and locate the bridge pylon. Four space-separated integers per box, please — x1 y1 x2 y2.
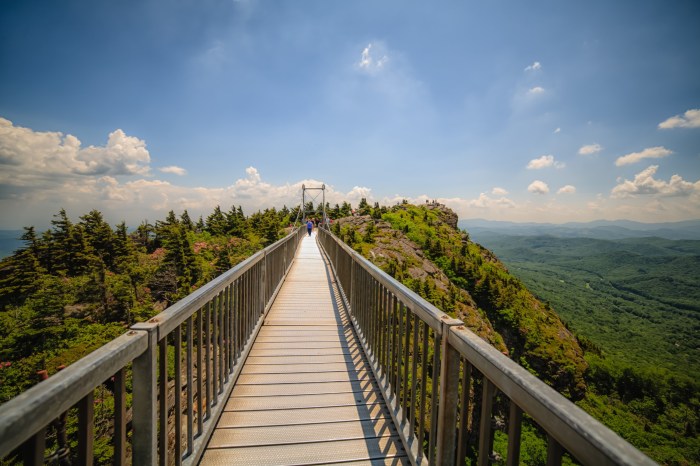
298 183 327 228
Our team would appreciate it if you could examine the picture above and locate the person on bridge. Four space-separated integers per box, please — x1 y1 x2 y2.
307 219 313 236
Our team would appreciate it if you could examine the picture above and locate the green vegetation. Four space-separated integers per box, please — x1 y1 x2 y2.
473 233 700 464
473 234 700 381
2 201 697 464
0 205 296 403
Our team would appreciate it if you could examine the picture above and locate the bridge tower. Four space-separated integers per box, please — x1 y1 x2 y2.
299 184 327 227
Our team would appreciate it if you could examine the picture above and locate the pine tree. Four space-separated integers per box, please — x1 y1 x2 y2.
206 206 227 236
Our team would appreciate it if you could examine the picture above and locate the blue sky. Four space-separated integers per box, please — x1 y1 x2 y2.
1 0 699 229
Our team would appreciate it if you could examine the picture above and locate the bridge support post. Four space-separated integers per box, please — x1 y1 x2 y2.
435 318 464 466
131 322 159 465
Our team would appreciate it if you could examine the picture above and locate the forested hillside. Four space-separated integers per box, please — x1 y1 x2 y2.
0 205 295 402
466 233 700 465
470 234 700 380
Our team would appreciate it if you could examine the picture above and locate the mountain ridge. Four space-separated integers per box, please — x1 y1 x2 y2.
460 218 700 240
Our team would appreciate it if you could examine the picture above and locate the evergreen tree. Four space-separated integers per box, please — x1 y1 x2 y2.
180 210 195 231
357 198 370 216
206 206 227 236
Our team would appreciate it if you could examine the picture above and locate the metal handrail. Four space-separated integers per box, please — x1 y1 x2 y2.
0 226 306 465
317 227 656 466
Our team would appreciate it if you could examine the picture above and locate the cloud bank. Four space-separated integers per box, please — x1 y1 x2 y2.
1 119 699 228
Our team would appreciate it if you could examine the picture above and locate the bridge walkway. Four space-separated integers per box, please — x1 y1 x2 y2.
199 233 409 465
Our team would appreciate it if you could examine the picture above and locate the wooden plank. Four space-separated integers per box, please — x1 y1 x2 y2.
216 403 390 428
208 419 398 448
200 436 407 466
204 234 403 465
231 380 377 397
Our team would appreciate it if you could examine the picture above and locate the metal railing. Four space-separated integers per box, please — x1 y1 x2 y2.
317 227 656 466
0 226 305 466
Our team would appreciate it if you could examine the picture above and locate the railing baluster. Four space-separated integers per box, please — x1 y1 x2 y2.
478 379 495 466
402 304 410 425
196 307 204 435
174 325 182 465
204 301 212 419
507 401 523 466
158 337 168 466
186 315 194 455
457 360 472 465
211 295 218 405
218 290 225 392
78 391 94 466
410 311 419 432
114 368 126 466
428 329 441 463
23 428 45 466
418 320 429 463
223 286 230 382
547 435 564 466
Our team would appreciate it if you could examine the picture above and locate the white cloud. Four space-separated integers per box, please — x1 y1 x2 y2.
357 43 388 73
527 155 565 170
615 146 672 166
159 166 187 176
528 180 549 194
658 109 700 129
557 185 576 194
524 61 542 71
0 117 151 189
492 187 508 196
553 127 561 134
578 143 602 155
527 86 545 95
611 165 700 198
465 193 516 209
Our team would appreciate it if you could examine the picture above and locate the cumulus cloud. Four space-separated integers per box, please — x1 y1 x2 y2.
465 193 516 209
553 127 561 134
526 155 565 170
357 43 388 72
557 185 576 194
527 86 545 95
615 146 672 166
159 166 187 176
0 117 151 189
528 180 549 194
611 165 699 198
658 109 700 129
578 144 602 155
492 187 508 196
524 61 542 71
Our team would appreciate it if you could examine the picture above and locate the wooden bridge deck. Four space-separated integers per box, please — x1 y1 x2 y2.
200 233 409 465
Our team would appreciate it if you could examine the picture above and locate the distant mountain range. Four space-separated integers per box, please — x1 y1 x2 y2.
459 219 700 241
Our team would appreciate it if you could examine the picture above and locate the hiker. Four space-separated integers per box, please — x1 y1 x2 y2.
307 219 313 236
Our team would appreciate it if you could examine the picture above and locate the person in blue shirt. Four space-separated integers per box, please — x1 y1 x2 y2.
306 219 313 236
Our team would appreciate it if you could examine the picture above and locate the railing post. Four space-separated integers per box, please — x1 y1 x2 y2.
131 322 159 465
436 318 464 466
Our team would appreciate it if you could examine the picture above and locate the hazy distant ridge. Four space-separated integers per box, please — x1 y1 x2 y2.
460 219 700 241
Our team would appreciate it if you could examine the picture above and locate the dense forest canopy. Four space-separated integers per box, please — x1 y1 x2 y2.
0 201 697 464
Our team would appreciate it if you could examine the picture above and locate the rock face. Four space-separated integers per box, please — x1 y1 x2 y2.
334 214 507 353
424 202 459 230
332 203 588 399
